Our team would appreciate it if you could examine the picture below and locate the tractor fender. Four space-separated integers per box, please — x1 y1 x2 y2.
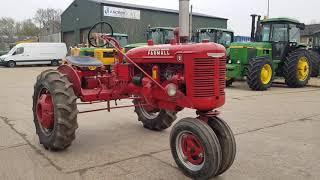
58 65 82 96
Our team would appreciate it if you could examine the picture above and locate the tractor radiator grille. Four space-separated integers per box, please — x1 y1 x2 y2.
192 58 226 98
193 59 215 97
219 59 226 95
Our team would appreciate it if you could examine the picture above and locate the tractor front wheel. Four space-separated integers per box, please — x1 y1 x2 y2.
170 118 222 179
208 117 236 175
284 50 311 88
247 57 273 91
133 99 177 131
33 69 78 151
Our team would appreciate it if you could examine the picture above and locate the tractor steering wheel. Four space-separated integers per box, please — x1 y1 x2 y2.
88 21 114 48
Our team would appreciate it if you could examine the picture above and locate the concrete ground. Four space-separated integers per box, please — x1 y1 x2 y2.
0 66 319 180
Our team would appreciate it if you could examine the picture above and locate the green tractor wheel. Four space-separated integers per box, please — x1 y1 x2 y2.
284 50 311 88
247 57 274 91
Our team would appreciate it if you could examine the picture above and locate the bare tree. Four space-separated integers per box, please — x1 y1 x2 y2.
34 8 62 30
18 19 40 37
0 17 16 38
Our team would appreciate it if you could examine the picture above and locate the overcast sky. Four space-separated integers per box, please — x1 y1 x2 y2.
1 0 319 36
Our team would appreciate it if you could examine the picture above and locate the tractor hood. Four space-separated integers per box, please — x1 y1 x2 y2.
125 43 147 49
126 42 226 64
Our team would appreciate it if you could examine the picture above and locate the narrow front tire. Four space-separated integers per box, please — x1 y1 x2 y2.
170 118 222 179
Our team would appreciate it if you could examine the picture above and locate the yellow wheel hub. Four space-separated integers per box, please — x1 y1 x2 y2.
260 64 272 85
297 57 309 81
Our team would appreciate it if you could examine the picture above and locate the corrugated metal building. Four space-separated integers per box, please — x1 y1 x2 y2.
61 0 228 48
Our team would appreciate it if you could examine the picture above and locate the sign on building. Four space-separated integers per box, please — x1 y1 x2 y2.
104 6 141 20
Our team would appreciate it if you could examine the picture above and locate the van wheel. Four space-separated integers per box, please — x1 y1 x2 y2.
7 61 16 68
51 60 59 66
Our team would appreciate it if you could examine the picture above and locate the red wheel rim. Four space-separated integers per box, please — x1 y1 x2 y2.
36 88 54 134
176 131 205 171
181 133 205 165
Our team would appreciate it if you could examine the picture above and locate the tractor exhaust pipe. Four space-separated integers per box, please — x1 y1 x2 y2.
179 0 190 43
250 14 257 41
255 15 262 41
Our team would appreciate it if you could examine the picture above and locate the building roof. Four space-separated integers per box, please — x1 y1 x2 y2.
261 17 301 24
88 0 227 20
301 24 320 36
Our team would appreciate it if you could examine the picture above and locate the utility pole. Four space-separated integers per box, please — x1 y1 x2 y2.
267 0 270 18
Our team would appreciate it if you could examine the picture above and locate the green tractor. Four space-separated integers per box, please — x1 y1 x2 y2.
227 15 319 90
193 27 234 47
124 27 175 52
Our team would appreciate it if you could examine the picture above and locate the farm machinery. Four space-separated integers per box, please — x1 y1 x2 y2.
71 33 128 66
124 27 175 52
193 27 234 48
226 15 319 89
32 0 236 179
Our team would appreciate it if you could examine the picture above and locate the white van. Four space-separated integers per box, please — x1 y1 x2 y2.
0 43 67 68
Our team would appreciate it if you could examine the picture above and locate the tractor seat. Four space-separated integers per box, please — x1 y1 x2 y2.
65 56 103 67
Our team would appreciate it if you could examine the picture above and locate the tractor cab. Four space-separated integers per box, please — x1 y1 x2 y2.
108 33 128 47
194 28 234 47
124 27 175 52
147 27 175 45
257 18 305 60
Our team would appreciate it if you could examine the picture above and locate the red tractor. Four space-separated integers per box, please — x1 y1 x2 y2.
32 5 236 179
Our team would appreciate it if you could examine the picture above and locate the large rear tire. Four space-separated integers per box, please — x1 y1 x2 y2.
208 117 236 176
284 50 311 88
247 57 274 91
33 69 78 151
133 99 177 131
170 118 222 179
309 50 320 77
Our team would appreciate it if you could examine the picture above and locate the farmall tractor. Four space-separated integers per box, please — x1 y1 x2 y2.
226 15 319 90
32 0 236 179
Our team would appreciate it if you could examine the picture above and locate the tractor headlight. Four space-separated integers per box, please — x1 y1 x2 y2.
237 60 241 64
228 59 232 64
166 83 177 97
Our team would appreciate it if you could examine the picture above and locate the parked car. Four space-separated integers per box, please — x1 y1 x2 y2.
0 43 67 68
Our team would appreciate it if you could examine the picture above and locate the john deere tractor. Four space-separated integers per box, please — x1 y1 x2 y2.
227 15 318 90
124 27 175 52
193 28 234 48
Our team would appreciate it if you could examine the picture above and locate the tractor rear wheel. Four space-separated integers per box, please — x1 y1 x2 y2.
33 69 78 151
208 117 236 176
170 118 222 179
284 50 311 88
133 99 177 131
247 57 273 91
309 50 320 77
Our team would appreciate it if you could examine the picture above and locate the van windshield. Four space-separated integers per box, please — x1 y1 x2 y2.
8 47 16 55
